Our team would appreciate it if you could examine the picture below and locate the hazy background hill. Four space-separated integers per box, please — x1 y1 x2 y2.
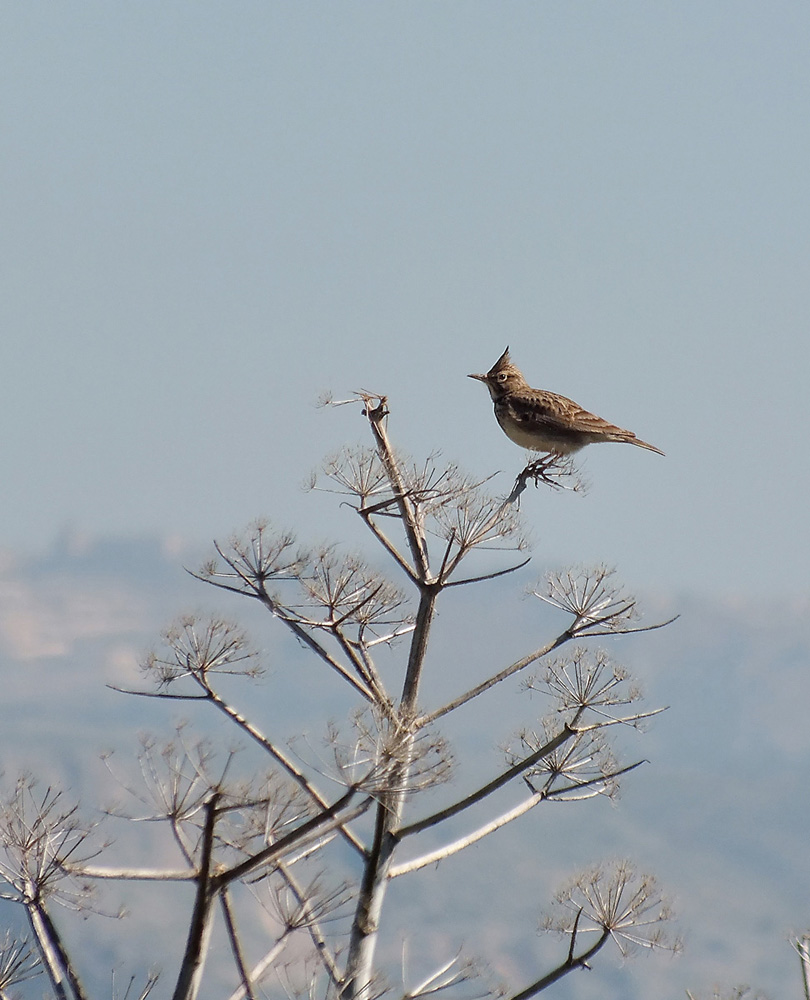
1 530 808 999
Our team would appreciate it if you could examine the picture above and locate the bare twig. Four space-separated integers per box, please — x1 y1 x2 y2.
389 792 546 878
361 394 430 580
397 723 579 839
273 863 345 990
0 932 41 995
220 889 256 1000
417 633 572 727
508 911 609 1000
171 792 220 1000
796 934 810 1000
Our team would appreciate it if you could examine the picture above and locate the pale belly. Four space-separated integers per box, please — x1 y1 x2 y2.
496 412 585 455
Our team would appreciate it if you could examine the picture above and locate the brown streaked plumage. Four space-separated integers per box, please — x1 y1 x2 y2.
468 347 664 457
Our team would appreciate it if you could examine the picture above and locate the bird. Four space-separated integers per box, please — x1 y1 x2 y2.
468 347 664 457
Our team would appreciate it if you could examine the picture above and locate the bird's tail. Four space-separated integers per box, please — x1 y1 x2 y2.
625 434 665 456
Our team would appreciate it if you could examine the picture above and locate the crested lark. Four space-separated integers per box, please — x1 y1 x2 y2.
468 347 664 457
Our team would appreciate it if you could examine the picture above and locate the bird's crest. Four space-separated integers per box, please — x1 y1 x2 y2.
487 346 526 381
490 346 512 373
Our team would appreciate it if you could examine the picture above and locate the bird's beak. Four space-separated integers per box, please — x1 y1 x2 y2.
467 373 487 382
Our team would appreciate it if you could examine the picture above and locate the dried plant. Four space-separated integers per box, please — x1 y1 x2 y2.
141 616 262 690
102 730 316 875
317 447 390 503
291 550 412 640
262 874 353 933
323 709 453 796
0 776 102 913
524 647 662 732
531 565 676 637
685 987 769 1000
401 944 504 1000
797 932 810 1000
1 394 677 1000
110 969 161 1000
542 861 680 958
507 723 622 802
194 521 309 602
0 931 42 993
427 468 527 561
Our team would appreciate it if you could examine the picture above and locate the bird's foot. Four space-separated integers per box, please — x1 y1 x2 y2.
525 455 566 488
504 454 584 505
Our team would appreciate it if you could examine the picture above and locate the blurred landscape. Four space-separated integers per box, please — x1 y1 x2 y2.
2 527 808 999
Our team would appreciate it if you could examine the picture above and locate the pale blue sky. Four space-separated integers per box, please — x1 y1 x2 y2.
2 2 808 597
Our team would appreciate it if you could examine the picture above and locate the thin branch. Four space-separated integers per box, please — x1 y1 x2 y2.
214 790 370 888
106 687 209 700
267 602 377 701
443 556 532 589
171 792 220 1000
566 908 583 964
262 831 341 871
541 760 646 801
362 397 430 580
332 628 393 718
573 707 667 733
389 790 545 877
796 934 810 1000
435 532 457 584
403 946 486 1000
194 547 377 703
401 587 440 713
27 902 87 1000
417 632 572 727
508 926 610 1000
66 865 196 881
200 683 368 858
226 937 290 1000
220 890 256 1000
169 814 196 870
363 625 416 649
359 510 419 585
571 615 679 638
390 757 645 878
397 724 578 839
274 861 344 989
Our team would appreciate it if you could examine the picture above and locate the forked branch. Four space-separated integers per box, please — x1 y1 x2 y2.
397 722 580 839
509 912 609 1000
361 394 430 580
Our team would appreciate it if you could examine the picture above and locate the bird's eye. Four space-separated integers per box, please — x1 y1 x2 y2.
497 372 508 382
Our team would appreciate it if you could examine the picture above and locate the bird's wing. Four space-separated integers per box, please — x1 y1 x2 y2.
507 390 664 454
511 391 621 435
